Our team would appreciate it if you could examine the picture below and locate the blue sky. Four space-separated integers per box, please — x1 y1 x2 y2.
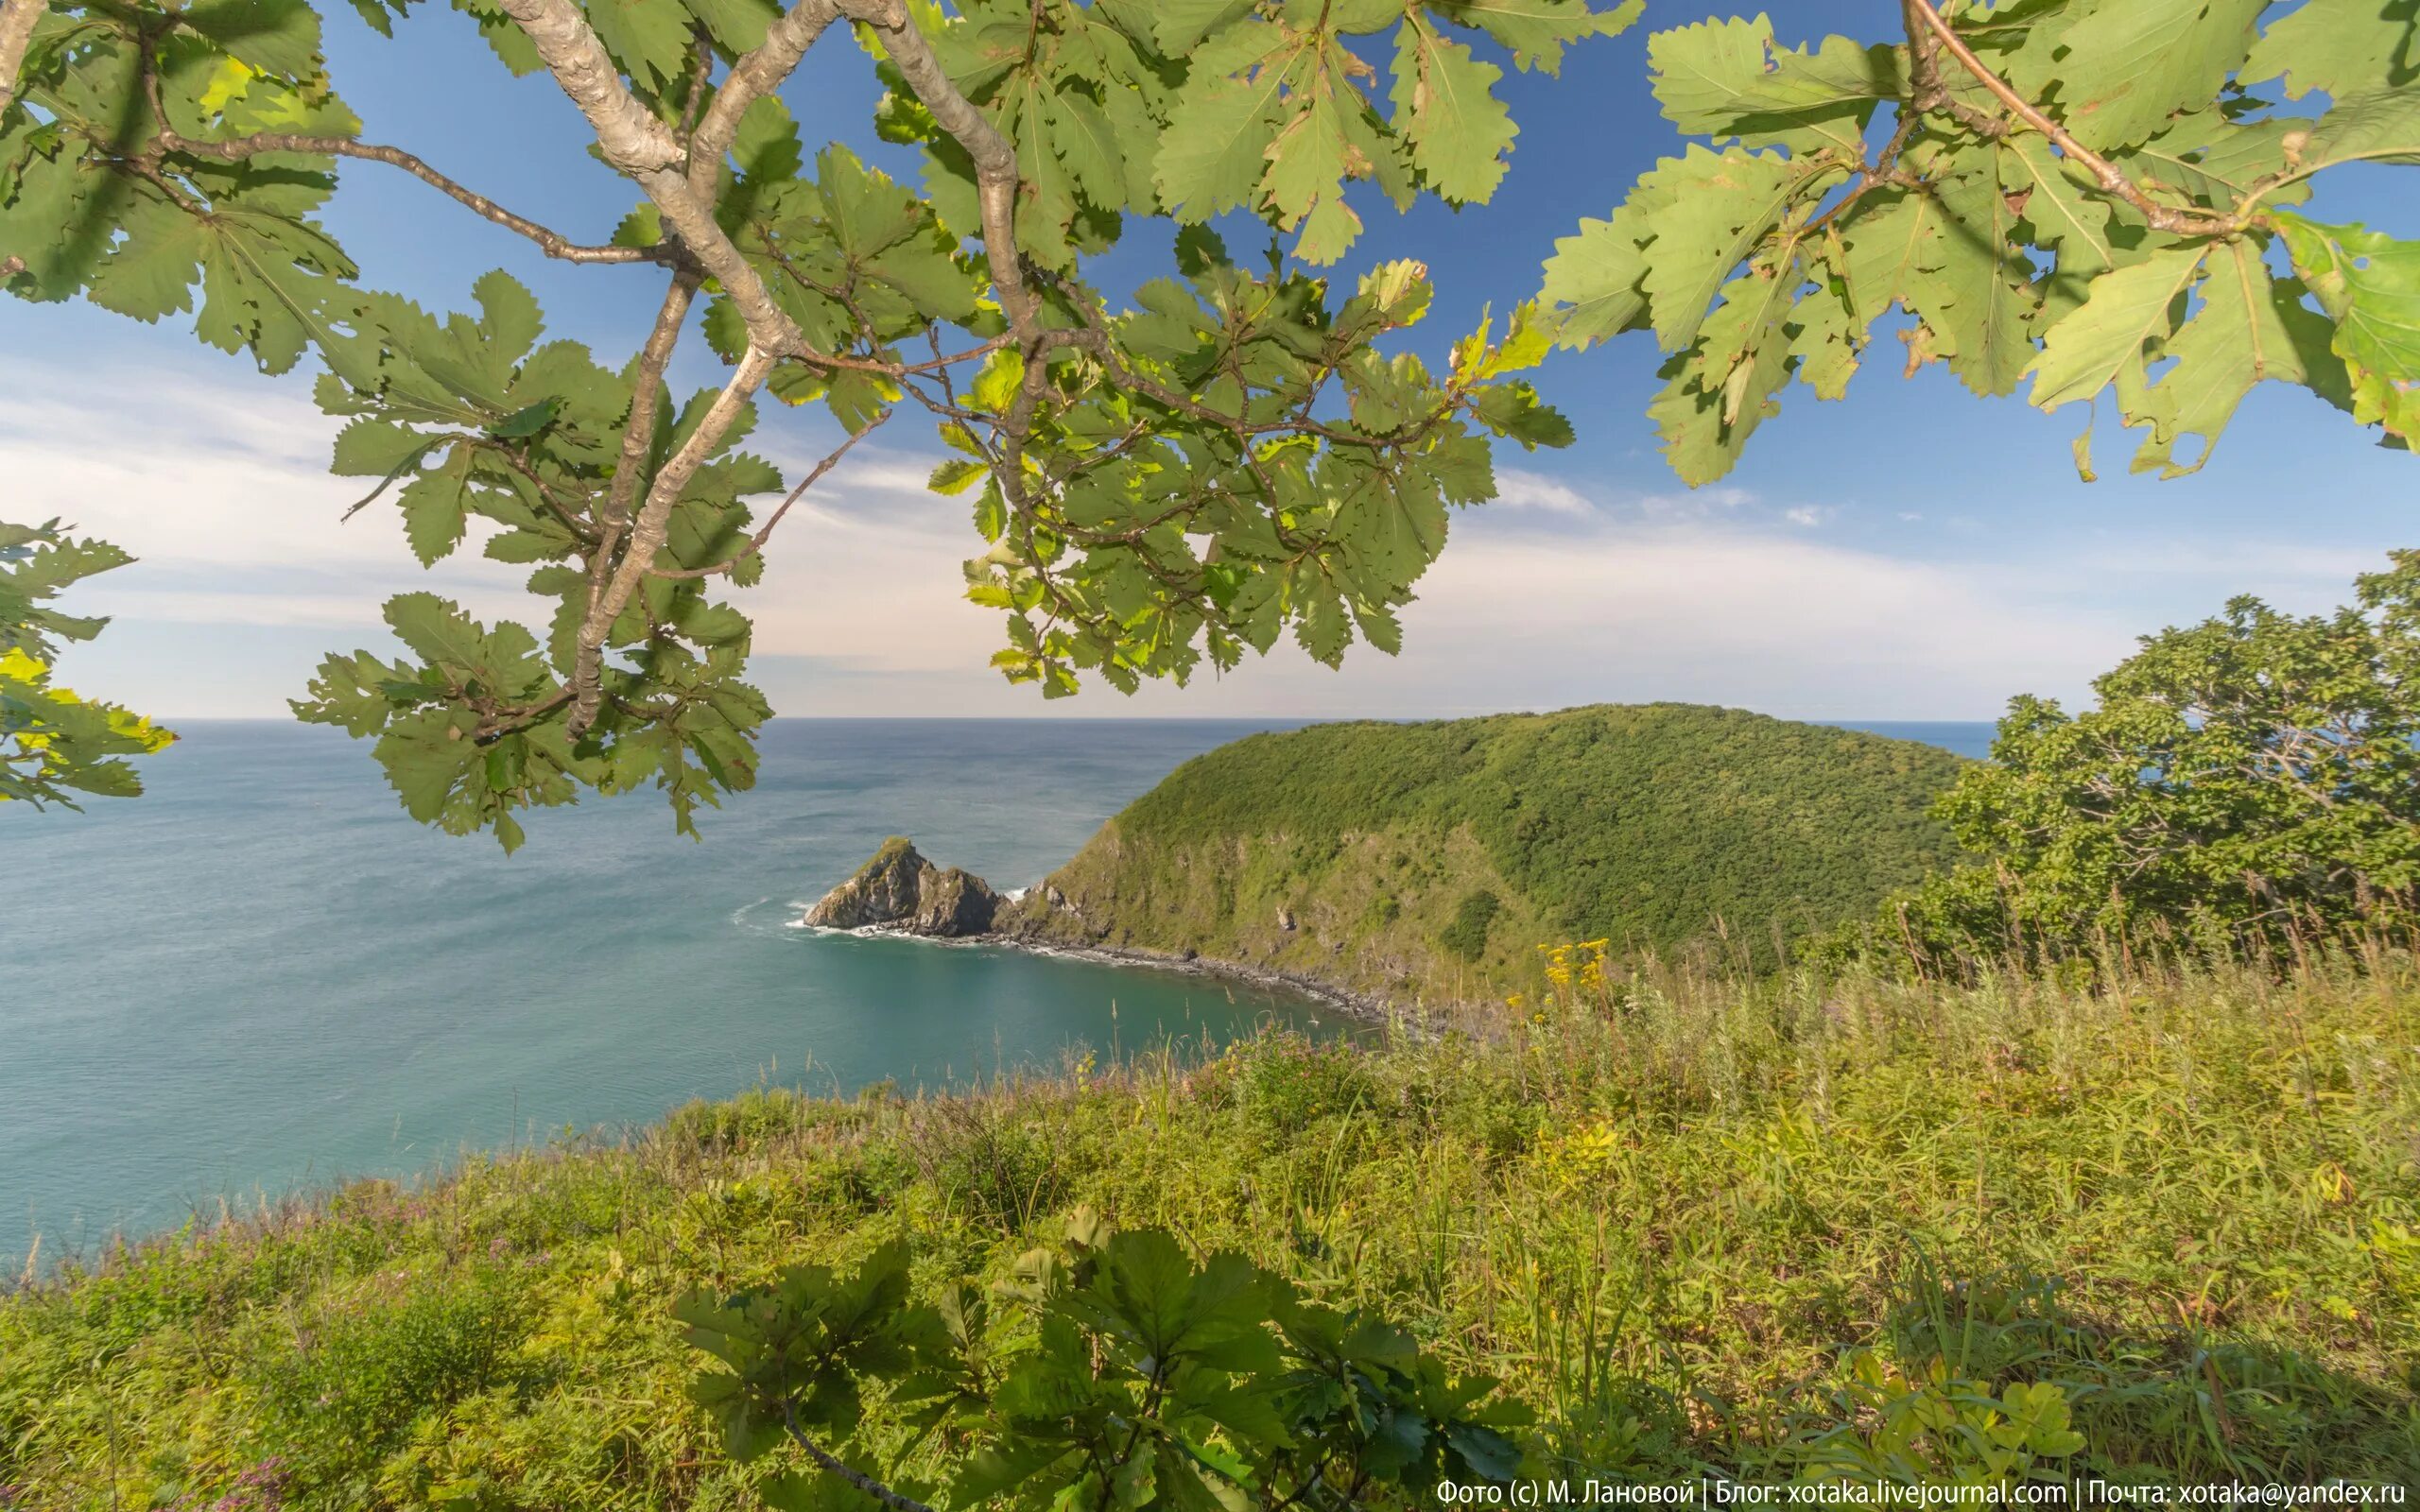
6 0 2411 720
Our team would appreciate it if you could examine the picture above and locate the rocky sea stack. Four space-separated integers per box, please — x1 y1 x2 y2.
803 837 1001 937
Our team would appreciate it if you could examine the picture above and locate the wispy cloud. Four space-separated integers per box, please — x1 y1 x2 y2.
6 357 2377 721
1494 468 1594 515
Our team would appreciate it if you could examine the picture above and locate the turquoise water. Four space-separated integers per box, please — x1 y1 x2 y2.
0 715 1993 1264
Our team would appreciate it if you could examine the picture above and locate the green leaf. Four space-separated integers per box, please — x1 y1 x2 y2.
2127 238 2337 476
580 0 696 91
1153 0 1255 53
473 268 544 365
2027 246 2207 413
2019 0 2267 153
1538 205 1649 349
1443 0 1641 74
488 398 560 439
682 0 779 53
1157 58 1288 222
1391 13 1516 205
1919 158 2042 398
330 418 436 477
181 0 323 77
85 199 207 323
2275 212 2420 443
1632 146 1801 353
1648 15 1901 157
2240 0 2420 101
398 447 475 566
2293 88 2420 177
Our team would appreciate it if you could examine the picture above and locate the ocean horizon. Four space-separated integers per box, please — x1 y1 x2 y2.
1 714 1994 1266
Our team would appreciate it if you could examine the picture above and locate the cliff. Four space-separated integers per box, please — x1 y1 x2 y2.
997 705 1969 1005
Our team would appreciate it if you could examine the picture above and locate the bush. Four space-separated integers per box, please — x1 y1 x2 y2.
1440 888 1501 961
1235 1036 1380 1137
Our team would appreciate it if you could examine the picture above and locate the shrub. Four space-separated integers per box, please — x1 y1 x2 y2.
1440 888 1502 961
1236 1036 1380 1137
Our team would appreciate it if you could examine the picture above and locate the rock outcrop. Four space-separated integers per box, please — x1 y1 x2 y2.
804 837 1001 937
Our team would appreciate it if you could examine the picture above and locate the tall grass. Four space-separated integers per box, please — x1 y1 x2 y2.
3 949 2415 1506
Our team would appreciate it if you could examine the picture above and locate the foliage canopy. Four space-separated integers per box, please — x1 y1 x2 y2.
1539 0 2420 485
5 0 2415 840
1865 551 2420 969
0 0 1611 843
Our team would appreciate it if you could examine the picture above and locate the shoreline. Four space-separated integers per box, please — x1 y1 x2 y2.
796 919 1409 1027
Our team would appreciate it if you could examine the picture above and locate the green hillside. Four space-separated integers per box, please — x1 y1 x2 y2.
1009 704 1968 1002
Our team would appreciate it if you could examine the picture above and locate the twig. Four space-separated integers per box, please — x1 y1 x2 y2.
1904 0 2240 236
158 131 660 264
782 1402 935 1512
649 410 890 579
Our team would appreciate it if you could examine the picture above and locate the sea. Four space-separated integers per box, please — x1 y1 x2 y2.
0 716 1994 1267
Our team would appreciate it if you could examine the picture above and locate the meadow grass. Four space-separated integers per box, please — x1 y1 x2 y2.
3 949 2415 1507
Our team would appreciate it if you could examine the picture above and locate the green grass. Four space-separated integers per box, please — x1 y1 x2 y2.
1013 705 1968 1000
4 953 2417 1507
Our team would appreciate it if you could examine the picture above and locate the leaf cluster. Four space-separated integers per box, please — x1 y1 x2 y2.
1841 550 2420 971
3 0 1616 843
0 517 173 809
1541 2 2420 484
679 1212 1528 1511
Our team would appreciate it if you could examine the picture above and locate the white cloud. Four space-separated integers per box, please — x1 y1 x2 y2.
2 356 2374 722
1493 468 1594 515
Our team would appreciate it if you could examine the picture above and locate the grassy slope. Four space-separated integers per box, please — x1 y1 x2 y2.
6 957 2416 1507
1011 705 1967 1002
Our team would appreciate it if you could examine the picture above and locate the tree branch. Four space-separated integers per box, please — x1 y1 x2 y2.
690 0 841 185
567 345 774 736
492 0 806 353
582 269 700 695
649 409 889 580
0 0 43 117
157 130 660 264
837 0 1037 336
1904 0 2239 236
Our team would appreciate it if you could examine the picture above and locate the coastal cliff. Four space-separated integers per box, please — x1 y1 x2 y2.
802 705 1970 1009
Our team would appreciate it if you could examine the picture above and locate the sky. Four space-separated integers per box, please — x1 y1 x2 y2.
5 1 2412 722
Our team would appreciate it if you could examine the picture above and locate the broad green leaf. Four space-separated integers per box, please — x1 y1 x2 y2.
398 447 475 566
2276 212 2420 442
1156 60 1289 222
1538 204 1650 349
1649 15 1901 157
1443 0 1642 74
1391 13 1516 204
2028 246 2207 413
1632 146 1801 352
2019 0 2267 153
1918 158 2041 397
2128 238 2335 476
181 0 322 77
2240 0 2420 100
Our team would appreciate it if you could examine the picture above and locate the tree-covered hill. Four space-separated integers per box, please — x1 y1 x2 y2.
1007 704 1967 1002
